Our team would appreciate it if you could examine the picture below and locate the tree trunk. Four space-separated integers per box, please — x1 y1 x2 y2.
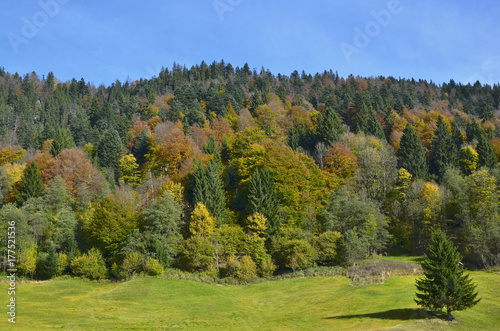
447 308 455 321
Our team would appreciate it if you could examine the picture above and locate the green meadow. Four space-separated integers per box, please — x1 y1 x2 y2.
1 271 499 330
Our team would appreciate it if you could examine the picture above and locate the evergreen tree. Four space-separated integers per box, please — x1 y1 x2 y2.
397 123 429 180
352 102 384 139
477 129 497 168
415 230 480 321
132 130 149 166
316 107 345 146
17 162 45 205
429 116 453 181
192 160 227 223
98 128 122 175
451 120 463 153
466 119 481 143
50 127 76 156
287 125 299 150
248 166 279 237
43 245 58 279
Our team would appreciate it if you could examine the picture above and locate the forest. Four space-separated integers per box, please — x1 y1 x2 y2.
0 61 499 281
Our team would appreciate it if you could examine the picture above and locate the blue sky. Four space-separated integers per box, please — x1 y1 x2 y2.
1 0 499 86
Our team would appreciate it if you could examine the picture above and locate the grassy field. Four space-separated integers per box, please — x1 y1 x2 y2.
1 271 499 330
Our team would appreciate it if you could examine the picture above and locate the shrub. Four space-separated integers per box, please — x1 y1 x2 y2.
235 255 258 281
122 251 143 275
71 248 107 280
177 236 216 272
144 257 164 276
314 231 343 266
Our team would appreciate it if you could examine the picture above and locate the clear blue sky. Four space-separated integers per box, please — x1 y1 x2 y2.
1 0 499 86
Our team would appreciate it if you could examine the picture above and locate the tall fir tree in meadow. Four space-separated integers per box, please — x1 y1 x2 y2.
247 166 279 237
415 230 480 321
316 107 345 146
476 129 497 168
397 123 428 180
17 162 45 205
429 116 454 181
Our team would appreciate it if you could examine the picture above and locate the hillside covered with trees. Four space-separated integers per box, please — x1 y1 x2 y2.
1 61 500 280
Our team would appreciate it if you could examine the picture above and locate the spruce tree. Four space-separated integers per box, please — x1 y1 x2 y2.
466 119 481 143
192 160 227 223
17 162 45 205
397 123 428 180
98 128 122 175
316 106 345 146
415 230 480 321
355 102 385 139
287 125 299 150
477 129 497 168
50 127 76 156
247 166 279 237
43 245 59 279
132 130 149 166
429 116 453 181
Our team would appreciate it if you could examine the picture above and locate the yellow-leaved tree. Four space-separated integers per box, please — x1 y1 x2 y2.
189 202 217 237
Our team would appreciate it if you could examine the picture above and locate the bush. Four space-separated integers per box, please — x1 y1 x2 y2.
144 257 164 276
122 251 143 275
71 248 107 280
57 252 69 275
314 231 343 266
177 236 216 272
235 255 257 281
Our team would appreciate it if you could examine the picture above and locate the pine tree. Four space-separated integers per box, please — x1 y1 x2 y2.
466 119 481 143
397 123 428 180
429 116 453 181
316 107 345 146
415 230 480 321
50 127 76 156
354 102 384 139
477 129 497 168
451 120 463 154
43 245 58 279
247 166 279 237
17 161 45 205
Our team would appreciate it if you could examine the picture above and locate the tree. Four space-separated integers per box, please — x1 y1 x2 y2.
119 154 141 187
16 162 45 205
415 230 480 321
476 129 496 168
98 128 122 176
191 159 227 222
132 130 150 166
50 127 76 156
316 107 345 146
397 123 428 180
429 116 454 181
247 166 279 237
189 202 217 237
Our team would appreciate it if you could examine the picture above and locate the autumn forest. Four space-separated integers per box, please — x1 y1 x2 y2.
1 61 499 281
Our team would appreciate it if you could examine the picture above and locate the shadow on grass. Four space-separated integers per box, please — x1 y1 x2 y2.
325 308 443 321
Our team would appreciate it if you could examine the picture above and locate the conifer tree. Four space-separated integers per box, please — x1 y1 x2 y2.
397 123 428 180
50 127 76 156
451 120 463 155
429 116 454 181
316 107 345 146
247 166 279 237
132 130 149 166
192 160 227 223
466 119 481 143
355 103 384 139
17 161 45 205
98 128 122 175
415 230 480 321
287 125 299 151
477 129 497 168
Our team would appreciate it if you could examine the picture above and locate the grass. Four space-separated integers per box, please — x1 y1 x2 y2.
0 272 499 330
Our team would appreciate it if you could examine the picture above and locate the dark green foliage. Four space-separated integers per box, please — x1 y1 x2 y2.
98 128 122 176
477 129 496 168
132 130 149 166
191 159 227 222
429 116 454 181
316 107 345 145
466 119 481 143
17 162 45 206
43 245 58 279
353 102 385 139
50 127 76 156
415 231 480 321
287 125 299 150
397 123 429 180
247 166 279 237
